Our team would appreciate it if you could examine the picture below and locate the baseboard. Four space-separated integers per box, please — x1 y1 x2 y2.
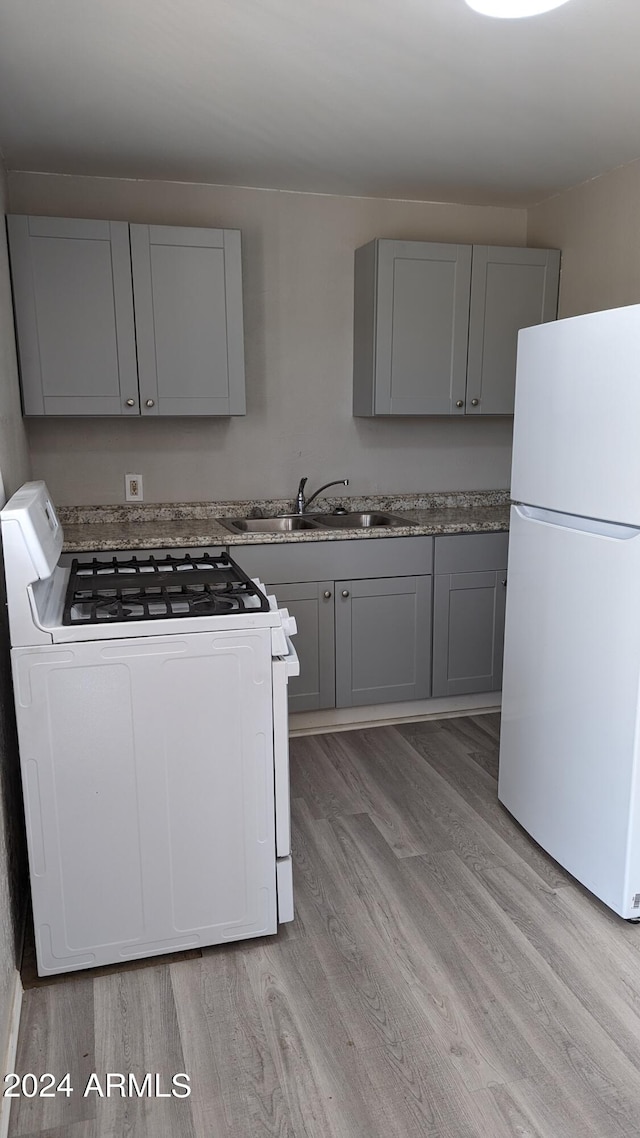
0 968 23 1138
289 692 501 737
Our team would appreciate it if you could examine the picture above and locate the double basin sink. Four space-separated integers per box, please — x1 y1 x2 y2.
219 511 411 534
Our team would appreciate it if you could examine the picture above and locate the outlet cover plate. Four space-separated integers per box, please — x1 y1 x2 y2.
125 473 143 502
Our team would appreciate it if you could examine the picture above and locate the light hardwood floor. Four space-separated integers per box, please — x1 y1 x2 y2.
9 713 640 1137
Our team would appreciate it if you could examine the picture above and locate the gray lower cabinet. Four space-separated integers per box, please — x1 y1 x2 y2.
234 533 508 708
7 215 245 417
353 238 560 417
229 537 433 712
266 581 336 713
335 575 431 708
432 532 508 697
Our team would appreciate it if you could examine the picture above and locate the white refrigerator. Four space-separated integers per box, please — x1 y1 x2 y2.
498 303 640 919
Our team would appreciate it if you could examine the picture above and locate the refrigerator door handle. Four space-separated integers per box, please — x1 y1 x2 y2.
514 503 640 541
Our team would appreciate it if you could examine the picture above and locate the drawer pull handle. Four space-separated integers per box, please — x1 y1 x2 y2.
323 590 332 599
342 589 350 598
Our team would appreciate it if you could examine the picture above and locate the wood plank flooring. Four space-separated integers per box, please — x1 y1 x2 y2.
9 713 640 1137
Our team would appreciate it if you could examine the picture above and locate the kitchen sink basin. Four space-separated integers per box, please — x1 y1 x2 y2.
311 511 409 528
218 515 322 533
219 511 414 534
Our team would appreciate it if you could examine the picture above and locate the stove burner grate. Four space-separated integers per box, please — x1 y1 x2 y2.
63 552 270 625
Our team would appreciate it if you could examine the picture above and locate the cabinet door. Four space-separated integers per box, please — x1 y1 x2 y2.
432 570 507 697
7 215 138 416
268 581 335 712
335 576 431 708
131 225 246 416
467 246 560 416
374 240 472 415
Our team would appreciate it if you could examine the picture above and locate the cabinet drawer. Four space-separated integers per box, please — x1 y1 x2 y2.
230 536 433 584
434 532 508 574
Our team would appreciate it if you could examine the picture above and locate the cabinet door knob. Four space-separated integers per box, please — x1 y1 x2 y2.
455 400 464 408
125 398 136 408
502 578 507 587
145 399 155 408
471 398 479 407
323 590 332 599
341 589 350 598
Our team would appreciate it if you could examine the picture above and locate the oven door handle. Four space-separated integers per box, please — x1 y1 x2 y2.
281 633 299 677
272 655 292 858
270 610 299 676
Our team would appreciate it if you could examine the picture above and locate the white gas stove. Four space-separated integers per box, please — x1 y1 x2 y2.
1 482 298 975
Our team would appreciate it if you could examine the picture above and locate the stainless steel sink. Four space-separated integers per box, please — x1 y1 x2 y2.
218 515 323 534
219 510 414 534
311 511 409 528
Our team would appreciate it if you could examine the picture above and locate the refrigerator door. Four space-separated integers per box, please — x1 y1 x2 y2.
511 304 640 526
499 504 640 918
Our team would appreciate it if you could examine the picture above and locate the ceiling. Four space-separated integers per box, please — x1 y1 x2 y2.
0 0 639 207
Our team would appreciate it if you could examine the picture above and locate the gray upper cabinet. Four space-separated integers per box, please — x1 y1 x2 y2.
7 215 246 417
466 246 560 416
130 225 245 416
353 240 472 415
7 216 138 416
353 238 560 417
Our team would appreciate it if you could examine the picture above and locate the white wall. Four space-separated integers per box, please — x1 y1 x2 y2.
0 184 30 498
0 166 31 1063
7 172 526 505
528 158 640 318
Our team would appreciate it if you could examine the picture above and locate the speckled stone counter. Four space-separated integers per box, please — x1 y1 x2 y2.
59 490 511 553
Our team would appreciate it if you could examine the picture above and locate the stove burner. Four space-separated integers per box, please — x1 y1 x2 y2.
63 552 270 626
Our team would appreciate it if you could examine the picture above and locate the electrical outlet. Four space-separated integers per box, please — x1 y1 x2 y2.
125 473 144 502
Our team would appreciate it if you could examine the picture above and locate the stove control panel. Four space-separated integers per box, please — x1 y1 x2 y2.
0 480 63 581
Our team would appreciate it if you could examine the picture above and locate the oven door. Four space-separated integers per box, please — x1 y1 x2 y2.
12 627 280 974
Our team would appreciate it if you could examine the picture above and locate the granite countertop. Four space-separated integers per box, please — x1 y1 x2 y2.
59 490 511 553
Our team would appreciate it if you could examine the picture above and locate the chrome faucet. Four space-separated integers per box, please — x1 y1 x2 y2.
296 477 349 514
